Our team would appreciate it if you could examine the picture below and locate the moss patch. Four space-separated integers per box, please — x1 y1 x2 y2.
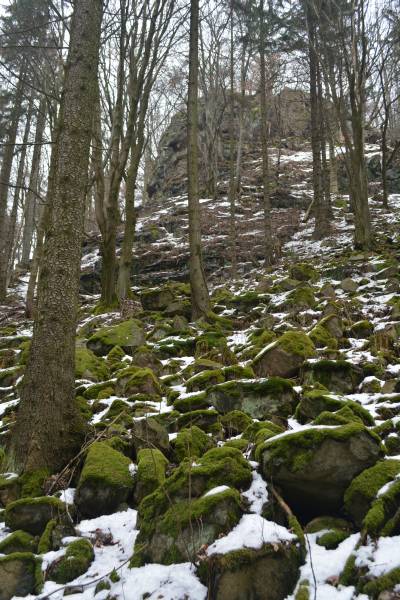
48 538 94 584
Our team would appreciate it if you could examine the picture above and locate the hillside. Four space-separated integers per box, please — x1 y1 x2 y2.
1 139 400 599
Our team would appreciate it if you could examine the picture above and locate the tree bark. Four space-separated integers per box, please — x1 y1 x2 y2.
5 100 33 285
187 0 210 319
228 0 237 277
7 0 104 475
0 65 26 300
20 97 47 270
259 0 273 265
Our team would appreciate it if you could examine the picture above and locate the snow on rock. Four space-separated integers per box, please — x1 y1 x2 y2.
203 485 231 497
242 470 269 514
207 514 296 556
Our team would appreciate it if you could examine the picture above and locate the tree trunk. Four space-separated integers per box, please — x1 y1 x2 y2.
259 0 273 265
381 116 389 209
0 66 26 300
5 100 33 285
305 0 330 240
187 0 210 320
228 0 237 278
20 97 47 270
7 0 103 475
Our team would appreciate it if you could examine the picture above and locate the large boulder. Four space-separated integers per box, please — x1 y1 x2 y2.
198 514 302 600
140 287 175 311
252 331 316 378
132 488 243 565
207 377 297 420
344 460 400 528
260 423 382 519
75 442 134 518
47 538 94 584
134 448 168 504
0 553 42 600
302 359 363 394
5 497 68 536
132 417 170 455
115 366 162 397
87 319 145 356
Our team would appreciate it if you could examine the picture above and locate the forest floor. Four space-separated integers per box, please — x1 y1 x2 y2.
1 146 400 600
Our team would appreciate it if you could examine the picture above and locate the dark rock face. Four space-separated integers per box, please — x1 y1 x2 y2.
0 553 39 600
260 425 382 520
200 543 302 600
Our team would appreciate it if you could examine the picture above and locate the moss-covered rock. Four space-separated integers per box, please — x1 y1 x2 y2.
0 530 37 554
133 488 243 565
171 426 215 462
176 409 220 433
106 345 126 371
48 538 94 584
349 320 374 339
289 263 319 282
141 287 175 311
0 366 23 387
137 446 252 526
316 529 350 549
252 331 316 378
243 420 284 443
304 516 352 534
343 459 400 527
82 380 115 400
87 319 145 356
0 552 42 600
186 368 225 392
284 285 317 310
131 346 163 376
75 347 109 381
115 366 162 397
295 389 373 426
173 391 210 413
302 360 363 394
207 377 297 420
309 315 343 350
5 496 67 536
198 539 302 600
132 417 170 455
260 424 382 519
0 474 20 507
75 442 134 518
220 411 253 436
363 478 400 537
135 448 168 503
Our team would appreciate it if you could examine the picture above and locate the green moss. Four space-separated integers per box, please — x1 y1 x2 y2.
186 369 225 392
305 516 352 533
83 380 115 400
137 446 251 526
172 426 214 462
0 530 37 554
278 331 316 358
339 553 358 586
296 390 373 426
289 263 318 282
176 409 219 432
0 552 42 592
4 496 66 535
38 519 56 553
116 366 162 396
88 319 144 354
295 580 310 600
224 438 249 451
50 538 94 584
76 441 133 512
262 423 381 475
363 479 400 537
344 459 400 527
19 468 49 498
316 529 350 549
222 365 255 380
243 420 284 442
313 405 363 426
18 339 31 365
75 347 109 381
362 567 400 598
309 323 338 349
110 568 120 582
106 345 126 371
75 395 92 422
173 392 209 413
286 285 316 309
303 359 362 391
349 320 374 338
220 411 252 436
136 448 168 499
92 298 119 315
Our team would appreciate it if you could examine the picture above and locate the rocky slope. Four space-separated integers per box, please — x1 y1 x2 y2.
1 146 400 599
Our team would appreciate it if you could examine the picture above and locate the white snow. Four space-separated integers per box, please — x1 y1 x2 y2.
207 514 296 555
203 485 231 497
242 471 269 514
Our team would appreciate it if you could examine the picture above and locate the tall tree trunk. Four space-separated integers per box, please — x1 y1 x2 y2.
20 97 47 270
259 0 273 265
228 0 237 277
7 0 103 474
0 66 26 300
305 1 330 240
187 0 210 320
5 100 33 284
